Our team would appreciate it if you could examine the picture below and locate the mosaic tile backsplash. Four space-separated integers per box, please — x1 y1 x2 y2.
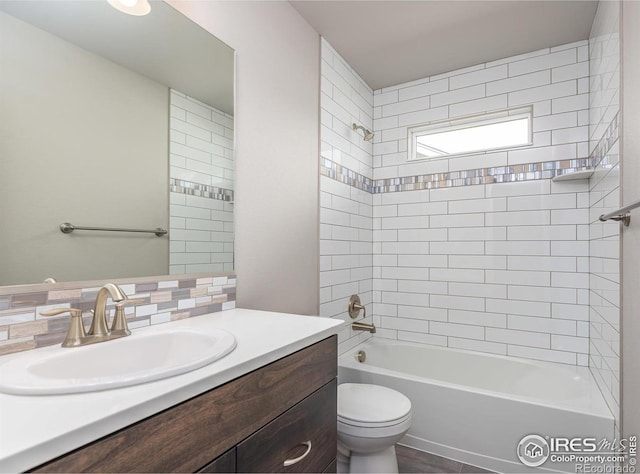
0 274 236 356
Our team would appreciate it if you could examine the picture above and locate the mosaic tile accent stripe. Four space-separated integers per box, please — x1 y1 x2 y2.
170 178 234 202
590 111 620 168
320 158 373 193
321 158 591 194
372 159 590 193
0 274 236 357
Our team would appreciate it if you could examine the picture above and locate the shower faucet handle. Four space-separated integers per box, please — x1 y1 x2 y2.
348 294 366 319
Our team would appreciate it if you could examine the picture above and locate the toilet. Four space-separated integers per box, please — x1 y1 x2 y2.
337 383 412 473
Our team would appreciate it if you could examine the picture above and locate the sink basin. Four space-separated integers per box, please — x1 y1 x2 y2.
0 328 236 395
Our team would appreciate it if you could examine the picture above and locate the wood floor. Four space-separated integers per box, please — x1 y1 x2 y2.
396 445 494 474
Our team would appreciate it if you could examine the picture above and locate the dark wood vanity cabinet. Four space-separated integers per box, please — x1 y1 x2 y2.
33 336 337 474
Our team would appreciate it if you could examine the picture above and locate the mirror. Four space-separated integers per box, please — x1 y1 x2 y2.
0 0 235 286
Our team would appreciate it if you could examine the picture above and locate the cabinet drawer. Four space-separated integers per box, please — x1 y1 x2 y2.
198 448 236 473
237 380 337 473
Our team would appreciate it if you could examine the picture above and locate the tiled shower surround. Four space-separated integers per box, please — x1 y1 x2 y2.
588 0 621 429
320 39 375 354
322 39 596 365
169 90 235 275
0 274 236 356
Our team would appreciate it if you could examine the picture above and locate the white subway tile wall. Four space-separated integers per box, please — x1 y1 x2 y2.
371 181 590 364
321 34 621 437
169 90 234 275
373 42 589 179
370 42 591 365
320 40 375 354
588 0 621 429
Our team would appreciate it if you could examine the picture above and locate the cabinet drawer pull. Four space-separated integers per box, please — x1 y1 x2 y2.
283 440 312 467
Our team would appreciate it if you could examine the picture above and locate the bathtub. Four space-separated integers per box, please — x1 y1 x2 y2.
338 339 614 473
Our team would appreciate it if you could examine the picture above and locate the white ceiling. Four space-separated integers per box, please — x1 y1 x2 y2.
291 0 599 90
0 0 234 114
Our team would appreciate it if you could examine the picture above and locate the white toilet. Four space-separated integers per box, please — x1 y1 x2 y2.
337 383 412 473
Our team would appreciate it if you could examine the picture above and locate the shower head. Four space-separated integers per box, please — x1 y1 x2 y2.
352 123 374 142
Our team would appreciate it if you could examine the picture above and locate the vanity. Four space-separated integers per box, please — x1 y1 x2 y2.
0 309 344 473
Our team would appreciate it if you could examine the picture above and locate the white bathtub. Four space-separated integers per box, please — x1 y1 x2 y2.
338 339 614 473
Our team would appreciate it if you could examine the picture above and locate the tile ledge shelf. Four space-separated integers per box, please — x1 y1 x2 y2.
551 169 595 182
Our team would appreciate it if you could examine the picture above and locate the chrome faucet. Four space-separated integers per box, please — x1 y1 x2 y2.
40 283 141 348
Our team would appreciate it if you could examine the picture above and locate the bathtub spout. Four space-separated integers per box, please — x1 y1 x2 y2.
352 321 376 333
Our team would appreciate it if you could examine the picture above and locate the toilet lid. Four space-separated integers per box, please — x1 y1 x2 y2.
338 383 412 424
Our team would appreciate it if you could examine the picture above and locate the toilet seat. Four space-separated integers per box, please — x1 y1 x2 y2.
338 411 412 429
338 412 413 439
338 383 412 426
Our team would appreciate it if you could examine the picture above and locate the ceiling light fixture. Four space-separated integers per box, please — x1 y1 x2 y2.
107 0 151 16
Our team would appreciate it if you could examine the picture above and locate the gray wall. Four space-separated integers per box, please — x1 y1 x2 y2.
621 0 640 442
0 12 169 285
168 1 320 315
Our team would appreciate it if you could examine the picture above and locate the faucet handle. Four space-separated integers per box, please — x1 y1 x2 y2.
40 308 82 318
348 295 366 319
111 298 145 336
115 298 146 307
40 308 86 348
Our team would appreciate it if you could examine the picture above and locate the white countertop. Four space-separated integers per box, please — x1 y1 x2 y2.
0 309 344 473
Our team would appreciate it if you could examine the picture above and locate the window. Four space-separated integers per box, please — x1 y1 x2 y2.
408 106 533 161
